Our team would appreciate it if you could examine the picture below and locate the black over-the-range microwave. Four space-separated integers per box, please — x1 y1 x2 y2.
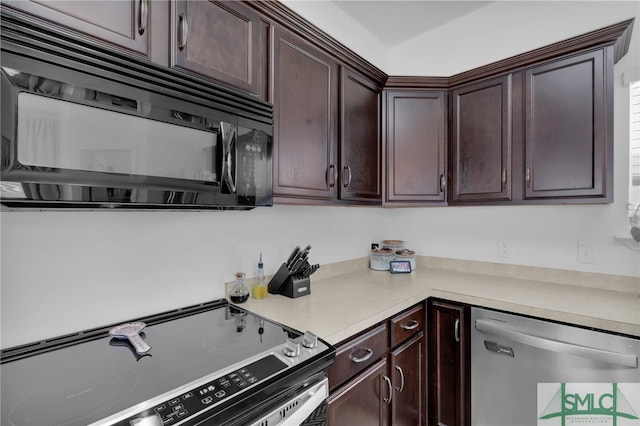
0 11 273 210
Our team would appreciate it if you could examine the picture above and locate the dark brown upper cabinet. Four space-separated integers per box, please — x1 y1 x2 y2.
450 74 513 203
272 26 339 202
2 0 153 58
340 68 382 202
384 90 447 205
524 49 611 201
172 0 267 98
450 47 615 205
271 28 381 205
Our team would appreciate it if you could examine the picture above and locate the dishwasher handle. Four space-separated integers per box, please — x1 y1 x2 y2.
475 319 638 368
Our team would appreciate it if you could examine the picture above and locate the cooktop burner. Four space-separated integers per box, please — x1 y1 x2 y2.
1 300 332 426
7 366 139 426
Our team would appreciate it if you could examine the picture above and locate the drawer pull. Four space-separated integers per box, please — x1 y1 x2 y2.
383 375 393 404
394 365 405 392
400 320 419 330
349 348 373 363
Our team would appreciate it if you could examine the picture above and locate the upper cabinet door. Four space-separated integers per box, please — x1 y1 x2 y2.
3 0 151 57
524 49 610 201
451 74 512 203
272 27 339 201
385 90 447 204
340 68 382 202
172 0 266 97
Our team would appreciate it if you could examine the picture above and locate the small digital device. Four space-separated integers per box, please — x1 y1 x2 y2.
389 260 412 274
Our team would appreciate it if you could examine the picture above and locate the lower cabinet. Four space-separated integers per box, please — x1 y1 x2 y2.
390 333 425 426
327 358 390 426
427 299 470 426
327 303 426 426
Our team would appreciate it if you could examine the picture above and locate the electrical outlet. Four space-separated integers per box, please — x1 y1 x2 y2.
577 241 596 264
498 240 511 258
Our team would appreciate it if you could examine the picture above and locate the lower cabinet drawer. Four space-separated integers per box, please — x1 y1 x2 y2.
390 303 424 348
328 322 389 392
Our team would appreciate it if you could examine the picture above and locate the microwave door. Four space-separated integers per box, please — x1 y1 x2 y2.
220 121 237 194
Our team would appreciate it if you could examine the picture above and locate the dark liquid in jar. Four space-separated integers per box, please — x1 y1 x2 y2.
230 293 249 303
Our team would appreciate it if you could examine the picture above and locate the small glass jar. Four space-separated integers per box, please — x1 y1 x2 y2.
252 267 268 300
230 272 249 303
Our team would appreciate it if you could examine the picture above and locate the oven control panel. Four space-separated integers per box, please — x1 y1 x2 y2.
117 355 287 425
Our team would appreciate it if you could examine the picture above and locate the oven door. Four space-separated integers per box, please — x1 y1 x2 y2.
244 376 328 426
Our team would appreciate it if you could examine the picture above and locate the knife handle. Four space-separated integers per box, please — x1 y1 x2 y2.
286 246 301 267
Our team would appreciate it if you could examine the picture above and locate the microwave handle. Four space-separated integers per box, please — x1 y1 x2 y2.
220 122 237 193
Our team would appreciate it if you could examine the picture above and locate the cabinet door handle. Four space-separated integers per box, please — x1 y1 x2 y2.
327 164 336 188
439 174 446 192
455 318 460 342
501 168 507 190
383 375 393 404
343 165 352 188
138 0 148 35
394 365 405 392
178 13 188 50
526 167 532 188
349 348 373 363
400 319 419 330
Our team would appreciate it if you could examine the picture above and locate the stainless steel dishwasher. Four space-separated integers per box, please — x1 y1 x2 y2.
471 307 640 426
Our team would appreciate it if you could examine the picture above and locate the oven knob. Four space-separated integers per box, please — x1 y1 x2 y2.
302 331 318 349
130 413 163 426
283 339 300 357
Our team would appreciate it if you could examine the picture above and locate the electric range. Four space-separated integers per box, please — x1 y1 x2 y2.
0 299 335 425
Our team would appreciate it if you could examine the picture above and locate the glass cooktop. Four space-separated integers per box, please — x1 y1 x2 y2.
0 302 298 426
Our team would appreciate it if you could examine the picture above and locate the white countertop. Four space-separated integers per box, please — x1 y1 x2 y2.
231 257 640 345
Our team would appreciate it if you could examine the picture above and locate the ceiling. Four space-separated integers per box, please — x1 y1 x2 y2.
330 1 494 47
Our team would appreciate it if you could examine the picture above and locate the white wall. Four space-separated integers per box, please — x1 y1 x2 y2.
388 1 640 76
2 1 639 349
280 0 389 71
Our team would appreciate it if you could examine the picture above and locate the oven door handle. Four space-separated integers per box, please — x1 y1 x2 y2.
248 377 329 426
475 319 638 368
